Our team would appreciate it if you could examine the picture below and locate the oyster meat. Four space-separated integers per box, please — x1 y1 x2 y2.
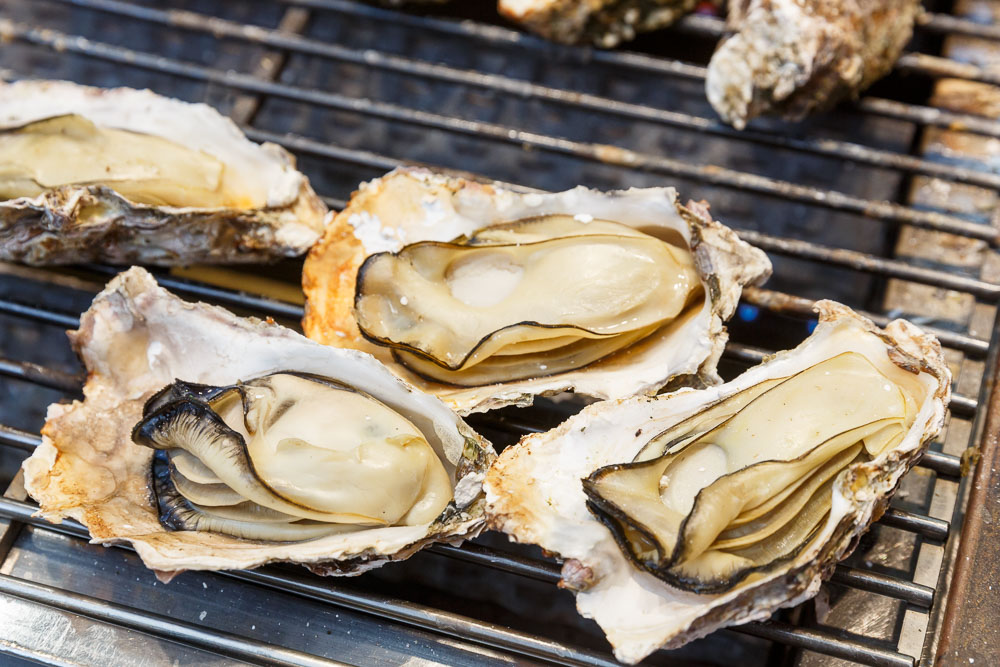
485 302 949 662
498 0 699 47
0 80 328 265
22 266 495 577
302 167 771 414
706 0 921 128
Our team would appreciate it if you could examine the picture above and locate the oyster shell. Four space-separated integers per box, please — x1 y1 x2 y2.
0 80 328 265
22 266 495 578
302 167 771 415
485 302 949 663
706 0 921 128
498 0 699 47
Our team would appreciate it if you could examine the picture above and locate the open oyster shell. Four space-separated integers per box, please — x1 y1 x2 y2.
22 266 495 578
302 167 770 415
0 80 328 265
485 302 950 663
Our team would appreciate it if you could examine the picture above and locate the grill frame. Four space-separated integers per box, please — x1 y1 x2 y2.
0 1 996 665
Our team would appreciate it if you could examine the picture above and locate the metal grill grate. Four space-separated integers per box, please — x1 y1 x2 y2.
0 1 997 665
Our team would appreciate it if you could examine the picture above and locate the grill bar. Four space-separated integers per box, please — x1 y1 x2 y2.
44 0 1000 191
284 0 1000 139
0 573 351 667
0 497 925 666
675 12 1000 43
0 357 81 393
737 231 1000 301
0 424 957 543
0 425 40 453
880 509 949 542
736 623 913 667
4 19 998 243
742 287 990 358
0 322 978 418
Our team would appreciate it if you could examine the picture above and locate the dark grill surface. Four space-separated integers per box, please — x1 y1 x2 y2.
0 1 997 666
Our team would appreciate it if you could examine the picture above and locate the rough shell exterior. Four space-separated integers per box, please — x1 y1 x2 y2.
706 0 921 128
0 80 328 265
302 167 771 415
498 0 699 47
485 302 950 663
21 267 495 580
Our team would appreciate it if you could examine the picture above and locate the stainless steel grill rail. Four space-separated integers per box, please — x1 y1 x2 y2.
0 1 996 665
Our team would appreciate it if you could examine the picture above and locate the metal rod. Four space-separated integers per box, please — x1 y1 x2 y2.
733 622 915 667
284 0 1000 139
857 97 1000 139
0 497 931 666
0 498 623 667
4 19 998 243
45 0 1000 191
0 300 79 329
919 450 963 479
921 12 1000 40
0 573 352 667
80 265 304 321
675 11 1000 44
830 567 934 608
429 543 561 584
880 508 949 542
738 230 1000 301
741 287 990 358
897 52 1000 88
0 425 41 453
0 357 81 393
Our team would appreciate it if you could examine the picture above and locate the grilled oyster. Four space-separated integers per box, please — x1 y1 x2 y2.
0 80 327 265
22 266 495 577
485 302 949 662
499 0 699 46
302 167 771 415
706 0 921 128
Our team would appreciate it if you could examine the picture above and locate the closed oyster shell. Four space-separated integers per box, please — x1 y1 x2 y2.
484 302 949 663
21 266 495 578
706 0 921 128
302 167 771 415
0 80 328 265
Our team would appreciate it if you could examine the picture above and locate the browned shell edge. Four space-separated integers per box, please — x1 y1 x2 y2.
0 179 327 266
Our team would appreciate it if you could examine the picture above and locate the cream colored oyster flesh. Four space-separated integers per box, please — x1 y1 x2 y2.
485 302 950 663
303 167 771 415
0 80 327 265
22 266 495 578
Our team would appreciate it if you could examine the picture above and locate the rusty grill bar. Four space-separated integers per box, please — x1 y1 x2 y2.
0 0 996 666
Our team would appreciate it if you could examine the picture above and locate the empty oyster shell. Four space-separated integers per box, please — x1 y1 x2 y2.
302 167 771 415
0 80 328 265
22 266 495 577
498 0 699 47
485 302 949 663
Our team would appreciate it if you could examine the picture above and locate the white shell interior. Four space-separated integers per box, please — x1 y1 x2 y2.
485 304 948 663
0 80 303 209
23 267 493 574
336 168 770 414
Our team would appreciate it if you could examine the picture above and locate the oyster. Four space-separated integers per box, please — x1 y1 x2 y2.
498 0 699 47
22 266 495 577
0 80 328 265
302 167 771 415
485 302 949 662
706 0 921 128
